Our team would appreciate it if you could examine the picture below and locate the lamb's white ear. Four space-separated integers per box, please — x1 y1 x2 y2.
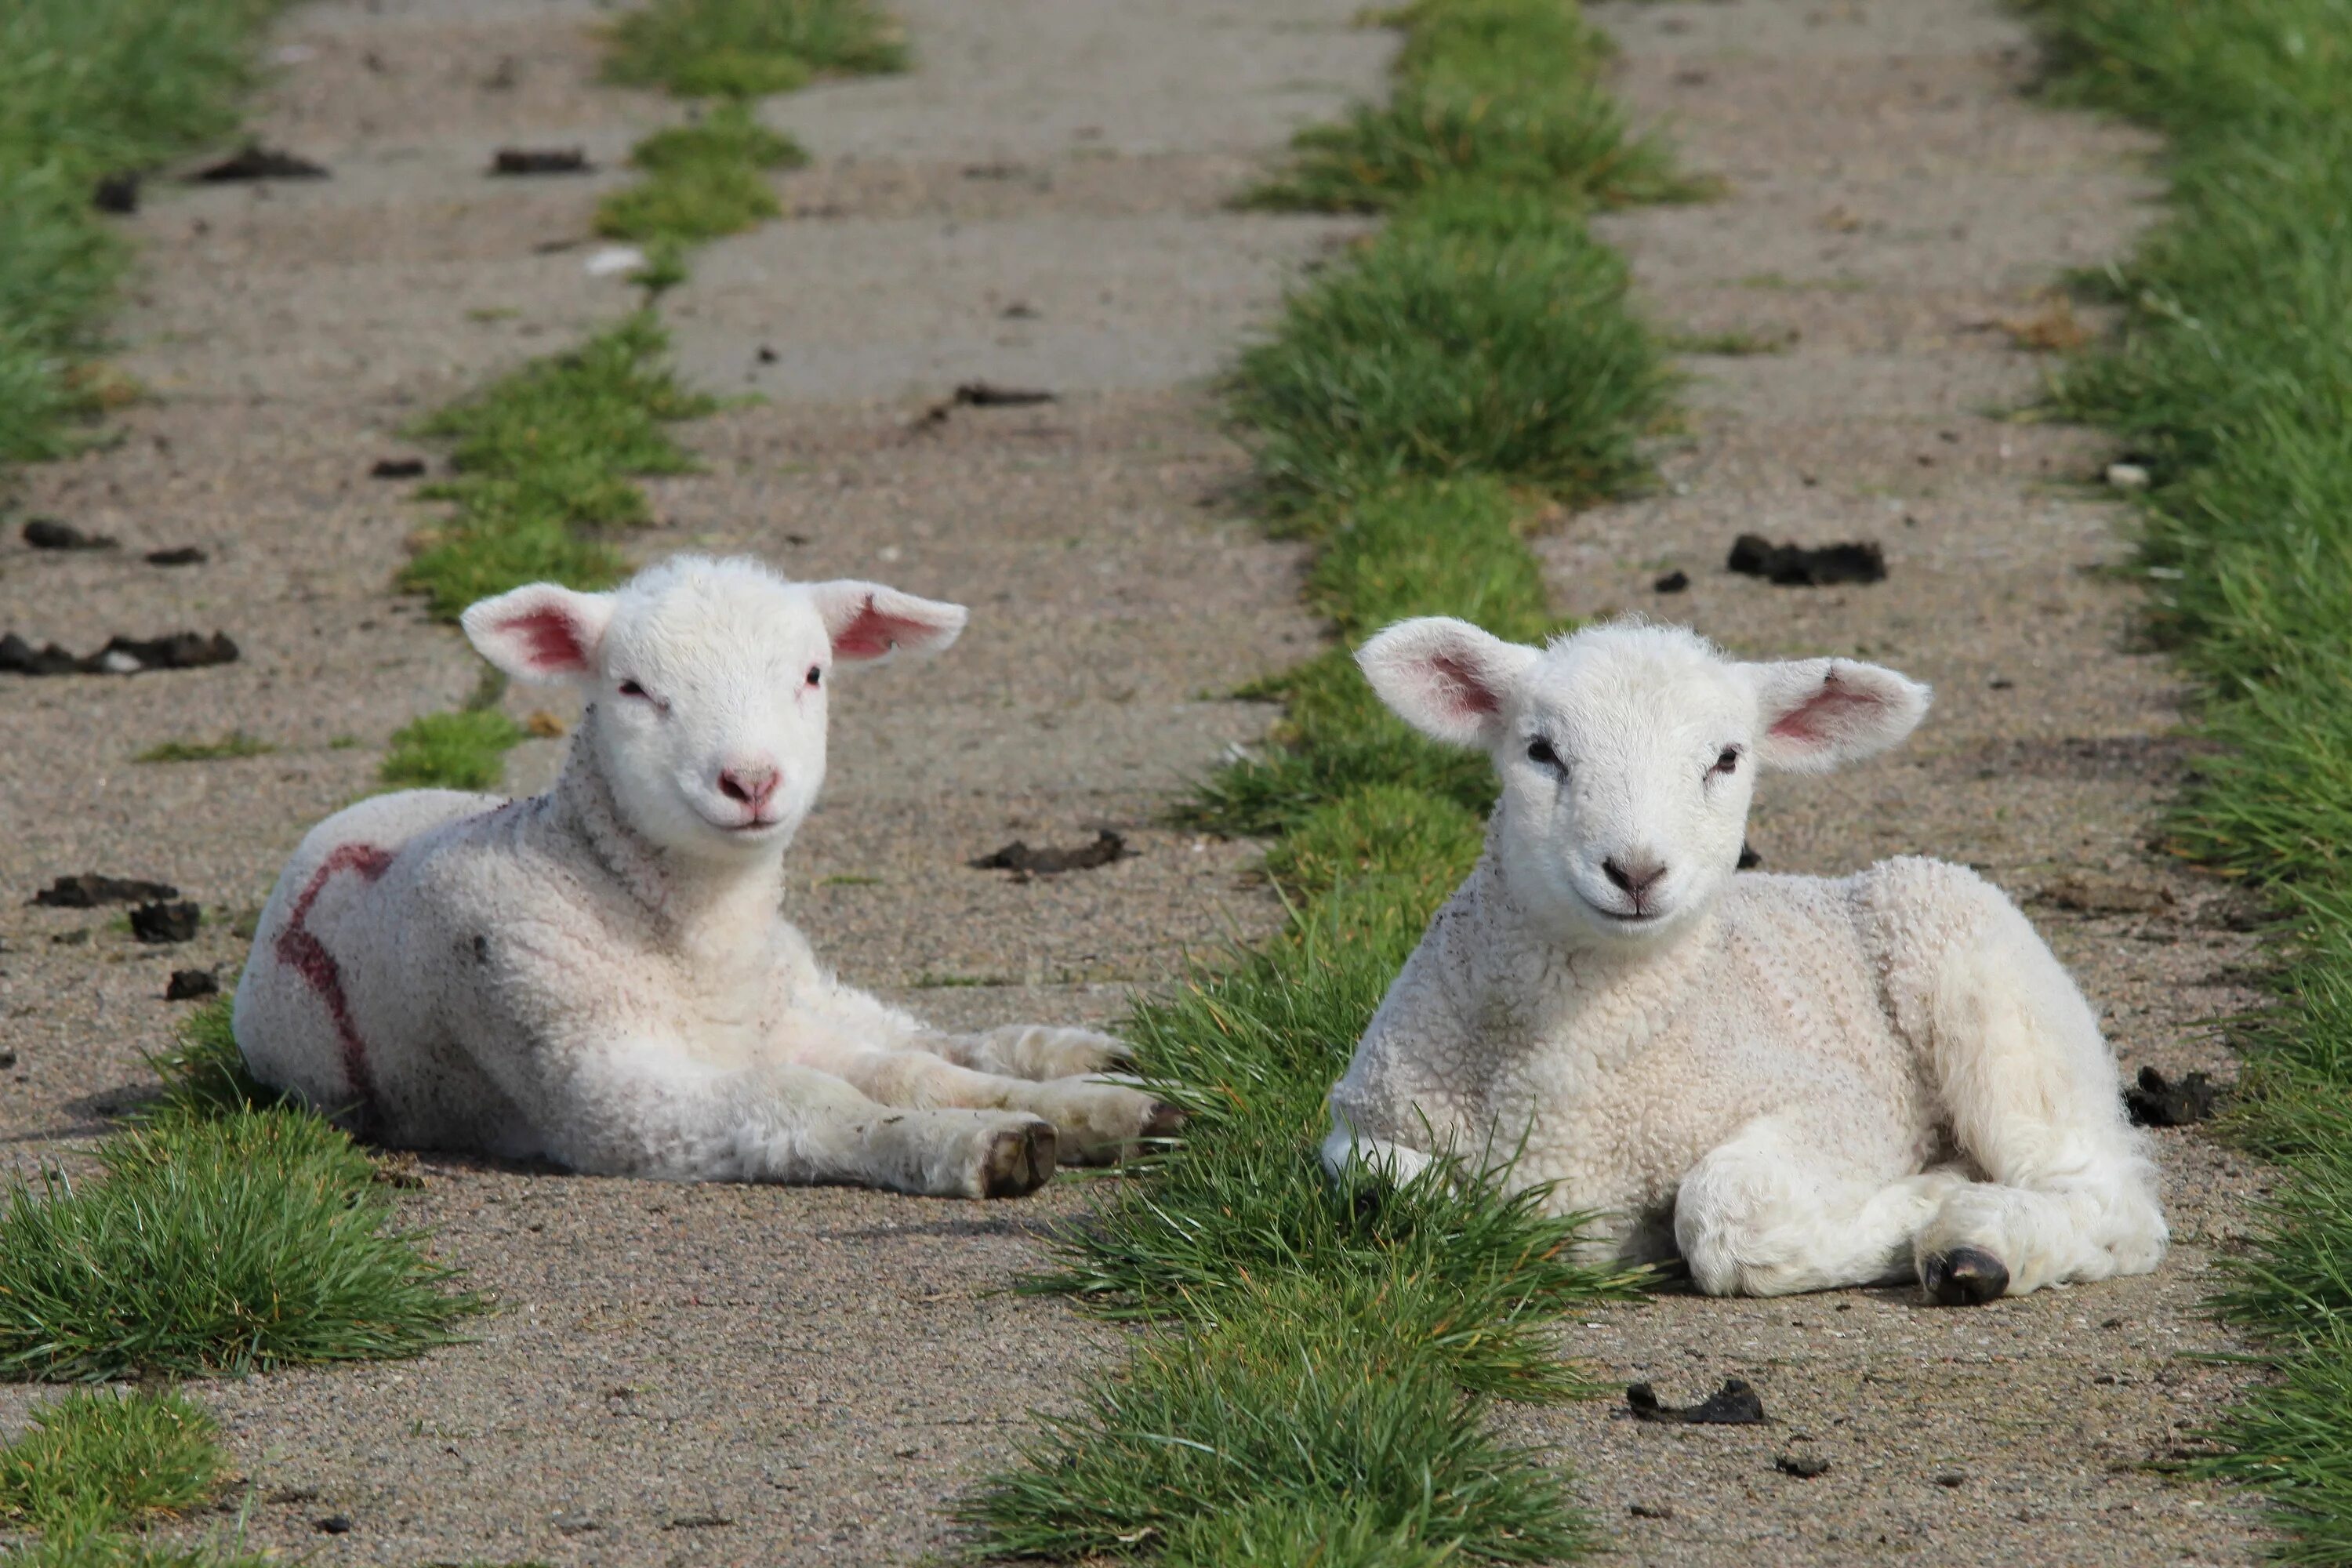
809 581 967 662
460 583 618 683
1356 617 1539 749
1742 658 1930 773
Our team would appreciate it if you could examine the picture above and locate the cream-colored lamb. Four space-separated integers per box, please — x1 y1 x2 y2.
235 555 1178 1198
1321 617 2165 1303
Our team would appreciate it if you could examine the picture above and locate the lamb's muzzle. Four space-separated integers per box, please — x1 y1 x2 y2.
1325 615 2166 1302
234 553 1179 1195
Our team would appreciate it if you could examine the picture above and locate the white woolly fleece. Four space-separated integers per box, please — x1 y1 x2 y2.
1324 618 2166 1300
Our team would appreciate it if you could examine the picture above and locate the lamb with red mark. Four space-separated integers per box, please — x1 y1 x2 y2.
233 553 1181 1196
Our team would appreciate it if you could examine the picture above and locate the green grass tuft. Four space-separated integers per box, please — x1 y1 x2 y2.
398 311 713 619
0 1391 222 1538
603 0 907 98
1230 190 1670 510
132 733 273 765
379 709 526 792
2019 0 2352 1555
0 1107 485 1382
1247 0 1698 215
0 0 288 466
598 103 808 242
143 996 279 1124
962 1274 1598 1563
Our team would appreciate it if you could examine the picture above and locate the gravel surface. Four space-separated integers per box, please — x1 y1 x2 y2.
0 0 2278 1563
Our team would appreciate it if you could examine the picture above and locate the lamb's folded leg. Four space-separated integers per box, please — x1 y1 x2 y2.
1318 1109 1437 1185
507 1040 1055 1197
1882 863 2169 1301
1674 1116 1964 1297
797 1041 1180 1166
913 1024 1131 1081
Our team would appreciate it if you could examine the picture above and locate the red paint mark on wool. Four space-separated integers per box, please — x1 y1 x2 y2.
276 843 395 1115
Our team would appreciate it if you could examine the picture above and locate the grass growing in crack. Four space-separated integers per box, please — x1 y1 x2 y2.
603 0 906 98
597 103 808 242
2020 0 2352 1556
1246 0 1693 213
1229 189 1670 510
964 3 1671 1560
380 710 525 792
399 311 713 618
0 1392 222 1538
0 0 286 465
132 734 273 764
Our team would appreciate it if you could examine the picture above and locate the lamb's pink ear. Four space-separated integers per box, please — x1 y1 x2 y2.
809 581 967 662
1356 617 1540 748
459 583 618 682
1743 658 1930 773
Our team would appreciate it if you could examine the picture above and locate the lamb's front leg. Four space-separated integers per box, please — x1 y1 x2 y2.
916 1023 1132 1081
497 1039 1055 1198
801 1040 1181 1167
1675 1116 1963 1296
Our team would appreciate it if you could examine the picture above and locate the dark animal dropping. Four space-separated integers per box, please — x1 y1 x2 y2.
1653 569 1690 593
32 873 179 908
166 969 220 1000
491 147 592 176
1727 533 1886 586
129 901 201 944
146 546 207 567
0 630 238 676
93 174 139 213
198 145 328 181
1776 1452 1831 1479
1625 1377 1766 1425
970 829 1130 879
23 518 115 550
371 457 428 479
954 380 1056 407
2124 1065 2221 1127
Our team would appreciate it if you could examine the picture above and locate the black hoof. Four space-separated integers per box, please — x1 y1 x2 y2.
1921 1246 2009 1306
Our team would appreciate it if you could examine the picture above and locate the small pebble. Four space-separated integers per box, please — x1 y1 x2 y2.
1629 1501 1675 1519
1934 1470 1967 1488
1776 1452 1831 1479
2105 461 2151 489
315 1515 352 1535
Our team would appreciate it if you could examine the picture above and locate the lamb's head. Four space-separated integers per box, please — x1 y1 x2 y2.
461 554 965 858
1359 616 1929 944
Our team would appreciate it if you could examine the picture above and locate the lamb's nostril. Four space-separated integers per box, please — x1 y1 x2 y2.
718 765 780 810
1604 857 1668 899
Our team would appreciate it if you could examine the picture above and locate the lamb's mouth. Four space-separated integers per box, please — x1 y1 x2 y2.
1578 892 1663 926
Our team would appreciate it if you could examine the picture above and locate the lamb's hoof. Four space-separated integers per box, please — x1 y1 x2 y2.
1142 1101 1186 1142
1922 1246 2009 1306
980 1120 1056 1199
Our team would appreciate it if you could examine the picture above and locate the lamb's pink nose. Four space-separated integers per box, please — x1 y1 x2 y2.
718 763 781 812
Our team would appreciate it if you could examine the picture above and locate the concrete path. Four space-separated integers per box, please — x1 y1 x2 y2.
1508 2 2273 1562
0 2 1382 1562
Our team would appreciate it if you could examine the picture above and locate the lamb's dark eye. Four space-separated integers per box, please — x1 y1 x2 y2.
806 665 822 688
619 678 652 700
1526 738 1561 770
1711 747 1741 777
